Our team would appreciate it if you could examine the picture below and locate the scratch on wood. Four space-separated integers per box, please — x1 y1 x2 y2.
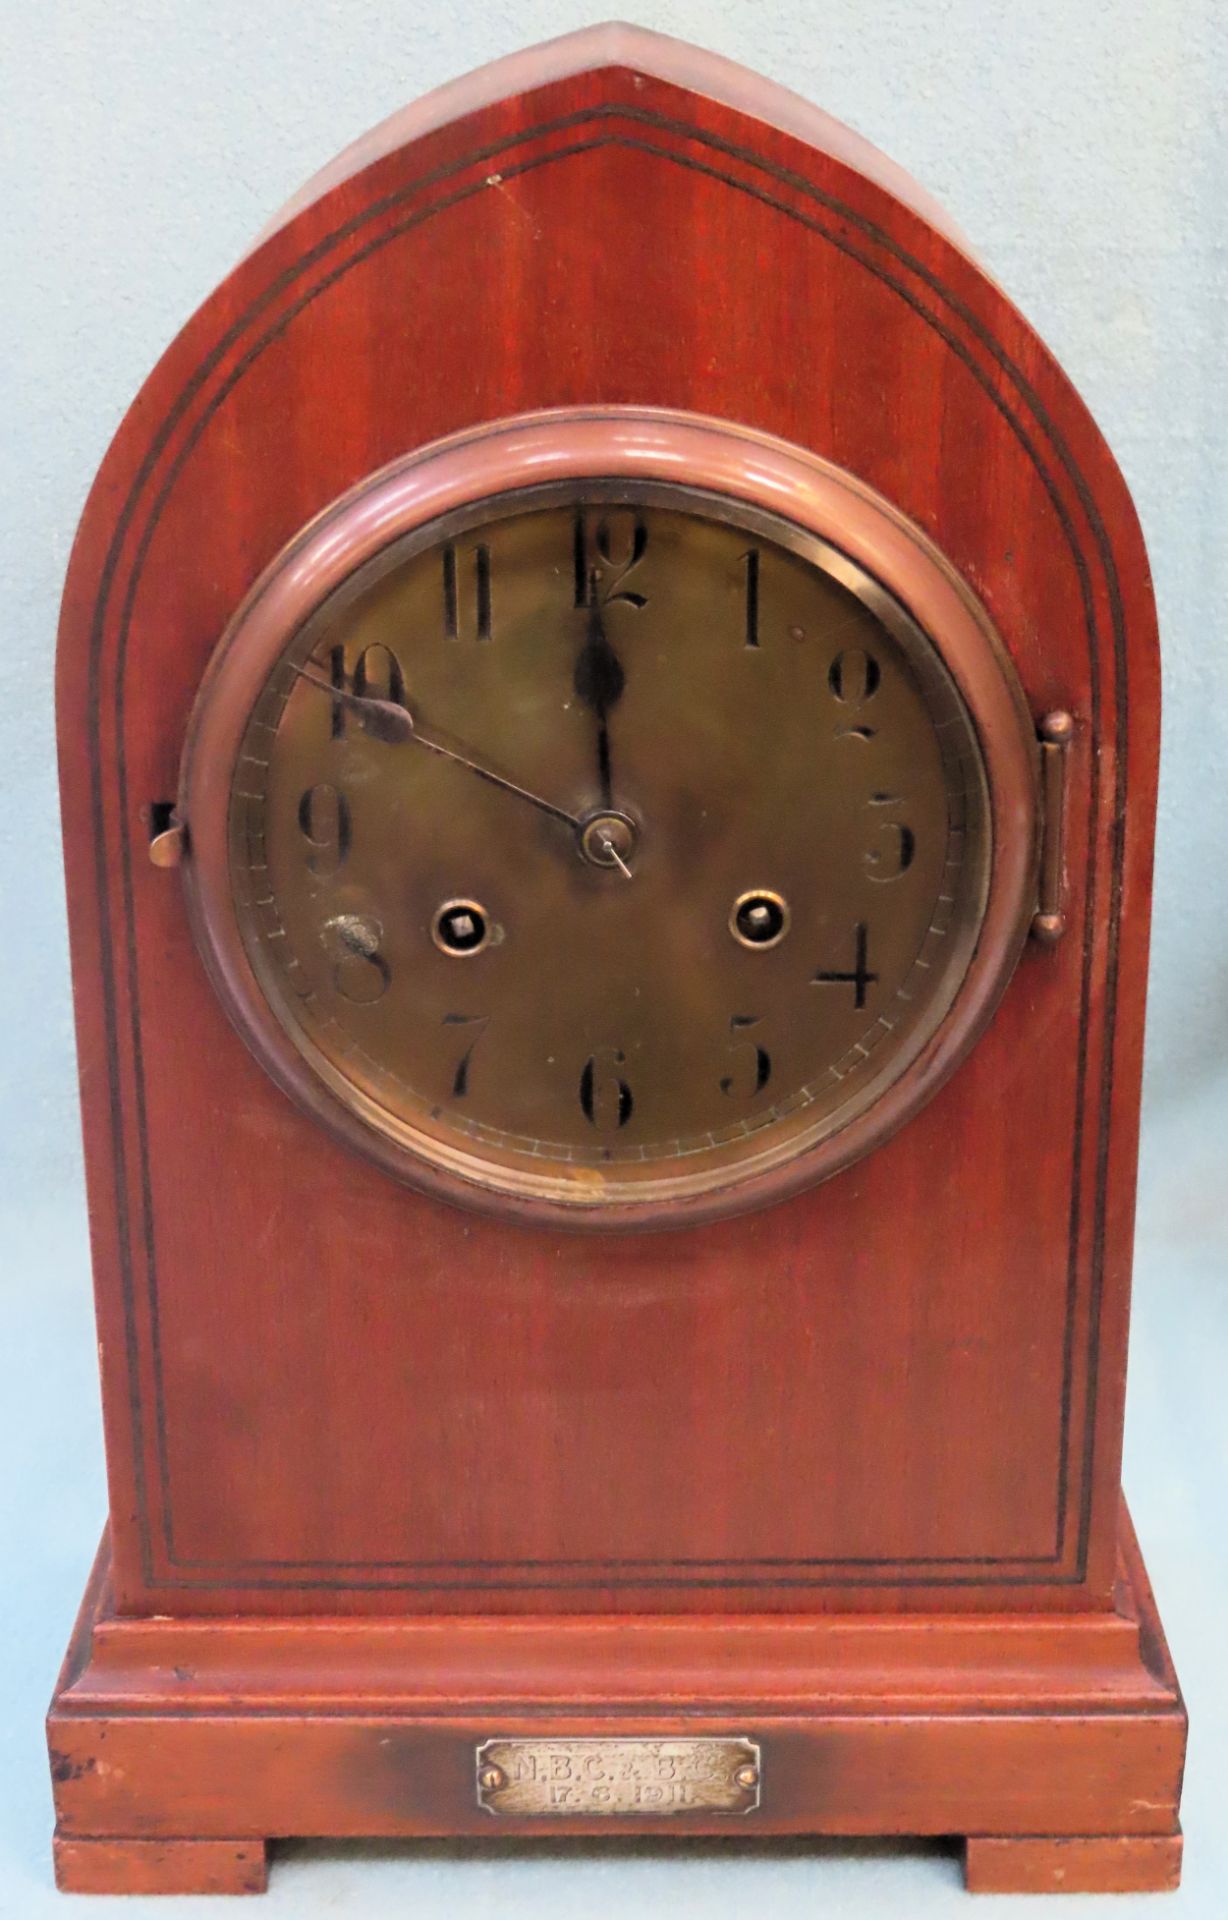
484 172 542 236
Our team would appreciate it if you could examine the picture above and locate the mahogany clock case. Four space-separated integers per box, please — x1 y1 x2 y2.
47 22 1185 1899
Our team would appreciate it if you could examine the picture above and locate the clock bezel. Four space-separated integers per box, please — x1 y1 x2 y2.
179 407 1040 1231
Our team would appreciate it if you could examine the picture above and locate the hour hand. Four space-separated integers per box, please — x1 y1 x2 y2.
573 570 626 807
290 663 413 744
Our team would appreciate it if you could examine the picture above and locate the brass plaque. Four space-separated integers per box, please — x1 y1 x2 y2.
476 1736 761 1817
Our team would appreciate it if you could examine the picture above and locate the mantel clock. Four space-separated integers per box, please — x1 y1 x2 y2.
47 24 1186 1897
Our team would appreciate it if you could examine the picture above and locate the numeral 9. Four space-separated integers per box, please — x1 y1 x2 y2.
298 783 351 877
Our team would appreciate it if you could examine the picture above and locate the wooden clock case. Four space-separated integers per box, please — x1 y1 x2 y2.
47 23 1185 1897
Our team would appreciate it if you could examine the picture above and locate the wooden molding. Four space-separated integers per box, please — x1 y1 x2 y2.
48 1504 1184 1888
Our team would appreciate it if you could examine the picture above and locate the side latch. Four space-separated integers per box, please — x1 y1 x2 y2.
1031 711 1073 945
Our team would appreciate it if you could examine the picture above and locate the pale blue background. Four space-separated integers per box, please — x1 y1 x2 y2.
1 1 1225 1913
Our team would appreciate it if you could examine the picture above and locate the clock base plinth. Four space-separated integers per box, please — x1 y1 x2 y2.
53 1834 269 1897
47 1503 1184 1897
964 1831 1184 1895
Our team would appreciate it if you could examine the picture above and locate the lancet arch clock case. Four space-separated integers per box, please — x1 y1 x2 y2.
48 24 1186 1898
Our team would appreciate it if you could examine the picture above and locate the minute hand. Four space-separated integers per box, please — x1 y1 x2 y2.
291 665 583 830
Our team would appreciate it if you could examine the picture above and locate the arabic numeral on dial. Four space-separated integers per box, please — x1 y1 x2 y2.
579 1049 634 1129
330 919 390 1004
442 541 492 641
335 952 390 1004
573 510 648 608
326 643 348 739
865 792 916 881
829 648 881 739
353 641 406 704
720 1015 772 1098
742 549 760 647
326 641 408 738
812 922 879 1009
297 783 351 877
829 647 880 703
442 1012 489 1099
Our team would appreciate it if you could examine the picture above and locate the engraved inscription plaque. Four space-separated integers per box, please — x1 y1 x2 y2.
476 1737 762 1816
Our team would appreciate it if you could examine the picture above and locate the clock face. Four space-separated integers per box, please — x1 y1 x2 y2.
210 477 997 1221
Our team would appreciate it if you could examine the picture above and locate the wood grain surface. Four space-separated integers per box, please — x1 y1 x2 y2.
48 19 1181 1895
965 1833 1185 1895
54 22 1159 1621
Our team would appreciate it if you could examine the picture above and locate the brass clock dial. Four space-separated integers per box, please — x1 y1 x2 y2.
181 415 1038 1227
